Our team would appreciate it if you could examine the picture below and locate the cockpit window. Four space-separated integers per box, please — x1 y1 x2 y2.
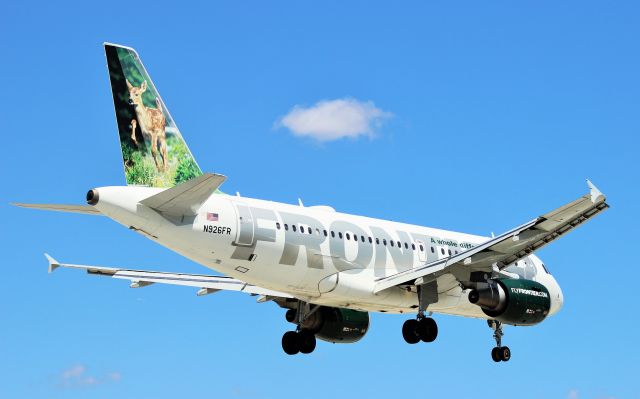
541 263 551 274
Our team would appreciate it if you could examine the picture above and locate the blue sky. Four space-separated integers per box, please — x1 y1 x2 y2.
1 1 638 398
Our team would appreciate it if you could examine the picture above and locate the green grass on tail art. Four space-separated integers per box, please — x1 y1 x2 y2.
124 136 203 187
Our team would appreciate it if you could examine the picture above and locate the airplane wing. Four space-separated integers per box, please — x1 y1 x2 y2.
12 203 102 215
44 254 292 299
374 180 609 293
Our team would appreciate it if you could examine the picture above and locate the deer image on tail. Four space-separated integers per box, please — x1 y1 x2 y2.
126 79 168 172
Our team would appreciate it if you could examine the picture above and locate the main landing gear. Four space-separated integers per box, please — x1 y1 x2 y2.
281 329 316 355
281 304 318 356
402 314 438 344
488 320 511 362
402 281 439 345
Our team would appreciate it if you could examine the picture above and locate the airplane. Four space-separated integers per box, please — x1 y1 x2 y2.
13 43 609 361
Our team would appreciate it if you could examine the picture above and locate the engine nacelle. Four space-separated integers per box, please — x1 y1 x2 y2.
298 306 369 343
468 278 551 326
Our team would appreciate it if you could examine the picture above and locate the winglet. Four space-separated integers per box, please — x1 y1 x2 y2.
44 253 60 273
587 179 605 204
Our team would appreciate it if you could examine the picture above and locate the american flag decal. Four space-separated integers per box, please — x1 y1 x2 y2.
206 212 219 221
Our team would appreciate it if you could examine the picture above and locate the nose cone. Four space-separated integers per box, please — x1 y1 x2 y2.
549 279 564 316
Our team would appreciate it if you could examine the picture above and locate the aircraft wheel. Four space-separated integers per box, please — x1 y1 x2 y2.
499 346 511 362
402 319 421 344
297 330 317 354
285 309 296 323
491 347 501 362
419 317 438 343
282 331 299 355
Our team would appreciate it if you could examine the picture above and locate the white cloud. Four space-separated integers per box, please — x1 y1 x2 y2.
277 98 392 142
59 364 121 388
107 371 122 382
62 365 86 380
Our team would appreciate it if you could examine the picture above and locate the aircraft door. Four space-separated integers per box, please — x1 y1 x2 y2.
416 239 427 264
233 202 255 246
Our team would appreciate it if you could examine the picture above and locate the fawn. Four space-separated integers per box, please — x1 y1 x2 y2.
126 79 168 172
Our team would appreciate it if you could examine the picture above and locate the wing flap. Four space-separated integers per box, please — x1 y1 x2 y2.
44 254 292 298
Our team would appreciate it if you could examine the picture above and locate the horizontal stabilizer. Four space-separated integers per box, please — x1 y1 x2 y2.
140 173 226 217
12 203 102 215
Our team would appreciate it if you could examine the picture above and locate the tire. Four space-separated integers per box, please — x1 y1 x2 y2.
499 346 511 362
419 318 438 343
285 309 296 323
491 347 501 362
402 319 420 344
298 331 317 354
282 331 299 355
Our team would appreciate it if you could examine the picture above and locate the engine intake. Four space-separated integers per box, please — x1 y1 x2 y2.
468 278 551 326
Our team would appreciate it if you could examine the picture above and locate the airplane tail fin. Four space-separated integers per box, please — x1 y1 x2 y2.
104 43 202 188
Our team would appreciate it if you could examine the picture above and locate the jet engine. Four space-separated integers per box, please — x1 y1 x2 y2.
293 306 370 343
468 278 551 326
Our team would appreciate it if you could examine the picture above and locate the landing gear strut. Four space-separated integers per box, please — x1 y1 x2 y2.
402 282 439 345
488 320 511 362
281 301 318 356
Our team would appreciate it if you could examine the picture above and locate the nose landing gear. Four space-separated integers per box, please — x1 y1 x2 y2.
489 320 511 362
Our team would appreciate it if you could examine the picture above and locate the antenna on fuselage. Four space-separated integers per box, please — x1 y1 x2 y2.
298 198 304 207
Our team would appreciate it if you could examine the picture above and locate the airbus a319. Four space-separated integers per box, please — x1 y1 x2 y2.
14 43 609 361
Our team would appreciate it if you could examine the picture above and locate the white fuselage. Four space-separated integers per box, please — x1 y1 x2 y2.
93 186 564 320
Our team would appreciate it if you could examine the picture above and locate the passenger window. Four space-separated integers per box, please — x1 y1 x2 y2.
383 239 387 246
339 232 343 239
412 243 416 250
284 224 289 231
404 242 408 249
368 237 373 244
323 230 328 237
361 235 365 242
376 238 380 244
431 247 434 253
448 249 452 256
397 241 401 248
346 233 350 240
419 244 424 251
292 225 297 232
390 240 394 247
276 222 281 230
307 227 312 234
331 231 335 238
